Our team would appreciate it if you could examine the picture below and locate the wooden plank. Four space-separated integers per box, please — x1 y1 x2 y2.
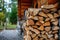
21 3 31 6
21 0 32 3
21 6 30 9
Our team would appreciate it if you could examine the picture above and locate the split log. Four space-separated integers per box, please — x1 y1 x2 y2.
45 18 50 21
38 25 44 31
41 31 46 34
52 26 59 31
39 20 44 24
39 12 48 17
24 8 59 40
52 20 58 25
36 21 41 26
29 26 40 34
46 32 53 38
32 25 38 29
49 38 55 40
45 27 51 32
31 33 36 38
47 14 54 19
51 18 57 22
52 31 58 34
33 36 38 40
54 13 59 18
41 34 48 39
38 17 44 21
27 19 34 26
50 8 57 12
54 34 58 39
43 21 50 26
39 38 44 40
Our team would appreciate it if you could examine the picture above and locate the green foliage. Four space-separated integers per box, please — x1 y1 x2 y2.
0 12 5 21
10 11 17 24
10 1 17 24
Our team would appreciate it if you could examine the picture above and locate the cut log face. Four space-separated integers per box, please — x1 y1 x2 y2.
52 20 58 25
24 8 59 40
51 18 56 22
38 25 44 31
52 31 58 34
36 22 41 26
47 14 54 19
39 12 48 17
31 34 36 38
45 27 51 32
43 21 50 26
39 38 44 40
41 34 48 39
52 26 59 31
33 36 38 40
50 8 57 12
49 38 55 40
41 31 46 34
45 18 50 21
48 31 52 34
33 9 40 16
32 25 38 29
54 13 59 18
39 20 44 24
27 19 34 26
54 34 58 39
29 27 40 34
38 17 44 21
33 16 39 20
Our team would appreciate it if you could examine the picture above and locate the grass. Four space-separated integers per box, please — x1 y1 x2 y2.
0 23 16 29
7 24 16 29
0 25 3 29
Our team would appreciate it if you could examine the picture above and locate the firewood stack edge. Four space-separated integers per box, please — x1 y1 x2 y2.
23 8 60 40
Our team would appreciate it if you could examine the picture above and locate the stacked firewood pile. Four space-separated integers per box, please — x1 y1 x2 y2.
23 8 60 40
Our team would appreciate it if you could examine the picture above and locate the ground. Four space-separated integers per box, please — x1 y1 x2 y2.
0 30 23 40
